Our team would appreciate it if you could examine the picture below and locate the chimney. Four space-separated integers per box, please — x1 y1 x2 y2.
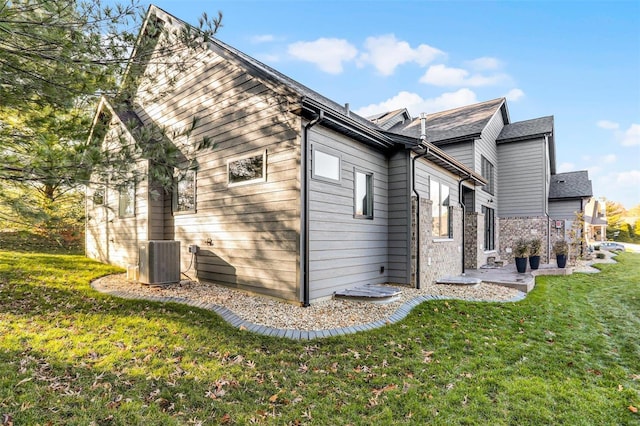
420 112 427 142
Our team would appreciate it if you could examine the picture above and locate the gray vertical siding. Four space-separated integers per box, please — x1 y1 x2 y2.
497 137 547 217
549 199 582 219
307 126 389 300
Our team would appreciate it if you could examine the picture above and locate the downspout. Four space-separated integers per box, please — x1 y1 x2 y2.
411 113 428 289
544 134 551 262
458 176 473 274
302 110 324 307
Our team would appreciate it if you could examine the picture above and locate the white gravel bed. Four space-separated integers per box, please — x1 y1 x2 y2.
92 274 524 331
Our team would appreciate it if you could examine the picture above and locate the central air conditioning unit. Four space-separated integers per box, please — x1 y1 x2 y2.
139 240 180 285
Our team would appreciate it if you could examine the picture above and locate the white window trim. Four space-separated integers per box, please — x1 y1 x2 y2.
173 168 197 215
354 168 374 219
118 182 135 218
93 186 105 206
311 145 342 184
227 149 267 187
430 179 453 238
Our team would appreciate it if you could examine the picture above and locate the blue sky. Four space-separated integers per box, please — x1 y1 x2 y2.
146 0 639 208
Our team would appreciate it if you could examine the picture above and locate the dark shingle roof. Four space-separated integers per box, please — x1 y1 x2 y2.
385 98 507 144
497 116 553 143
549 171 593 199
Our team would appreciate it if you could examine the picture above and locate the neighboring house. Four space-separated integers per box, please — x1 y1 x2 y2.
86 6 591 305
548 171 593 249
583 197 607 243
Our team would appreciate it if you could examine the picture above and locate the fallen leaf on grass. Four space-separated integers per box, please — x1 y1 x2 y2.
14 377 32 387
220 413 232 424
629 405 638 414
269 393 279 403
2 414 13 426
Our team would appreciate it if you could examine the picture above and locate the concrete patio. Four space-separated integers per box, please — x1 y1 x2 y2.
438 262 574 293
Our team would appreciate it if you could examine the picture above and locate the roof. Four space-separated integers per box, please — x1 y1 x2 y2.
385 98 508 144
549 171 593 200
497 116 554 143
141 6 486 183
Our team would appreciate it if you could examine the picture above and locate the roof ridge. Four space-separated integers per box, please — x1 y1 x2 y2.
426 97 505 119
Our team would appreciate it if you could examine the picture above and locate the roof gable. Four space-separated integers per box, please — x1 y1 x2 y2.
549 170 593 200
497 116 554 143
385 98 507 144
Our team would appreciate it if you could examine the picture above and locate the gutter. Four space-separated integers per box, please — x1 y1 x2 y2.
411 113 429 289
301 111 324 307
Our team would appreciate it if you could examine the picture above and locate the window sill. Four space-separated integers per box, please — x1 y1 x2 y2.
483 250 497 254
433 238 454 243
173 210 196 216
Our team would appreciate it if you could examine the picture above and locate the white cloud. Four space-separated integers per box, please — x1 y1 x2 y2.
603 154 616 164
588 165 603 176
358 34 444 76
419 64 509 87
621 123 640 146
596 120 619 130
615 170 640 186
288 38 357 74
467 57 501 71
255 53 280 63
250 34 276 43
354 88 478 118
593 170 640 208
505 88 525 101
557 162 576 173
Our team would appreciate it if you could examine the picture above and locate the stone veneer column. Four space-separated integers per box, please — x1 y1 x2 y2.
464 212 479 269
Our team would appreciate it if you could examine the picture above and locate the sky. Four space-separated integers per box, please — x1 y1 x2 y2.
144 0 639 208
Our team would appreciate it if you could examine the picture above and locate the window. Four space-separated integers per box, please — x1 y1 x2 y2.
228 151 266 186
354 170 373 218
430 179 452 238
93 187 105 205
174 169 196 213
312 147 341 182
481 156 495 195
118 182 135 218
482 205 495 250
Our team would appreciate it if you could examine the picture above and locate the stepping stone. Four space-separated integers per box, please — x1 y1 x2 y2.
436 276 482 286
334 284 402 303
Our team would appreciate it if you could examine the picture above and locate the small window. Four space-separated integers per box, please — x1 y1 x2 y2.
430 179 452 238
118 182 135 218
93 187 105 205
174 169 196 213
482 205 495 250
228 151 266 186
481 156 495 195
354 170 373 219
312 147 341 182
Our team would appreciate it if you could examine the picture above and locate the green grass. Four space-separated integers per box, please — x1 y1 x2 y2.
0 246 639 425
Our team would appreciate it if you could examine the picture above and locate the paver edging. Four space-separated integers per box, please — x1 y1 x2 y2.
90 278 529 341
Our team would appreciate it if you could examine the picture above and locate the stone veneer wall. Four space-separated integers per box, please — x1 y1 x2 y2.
498 216 550 263
411 197 464 286
464 212 479 269
464 212 492 269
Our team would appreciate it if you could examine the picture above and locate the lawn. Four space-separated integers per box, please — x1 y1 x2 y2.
0 244 638 425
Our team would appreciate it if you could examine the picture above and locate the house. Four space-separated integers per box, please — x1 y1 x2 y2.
86 5 590 306
583 197 607 243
